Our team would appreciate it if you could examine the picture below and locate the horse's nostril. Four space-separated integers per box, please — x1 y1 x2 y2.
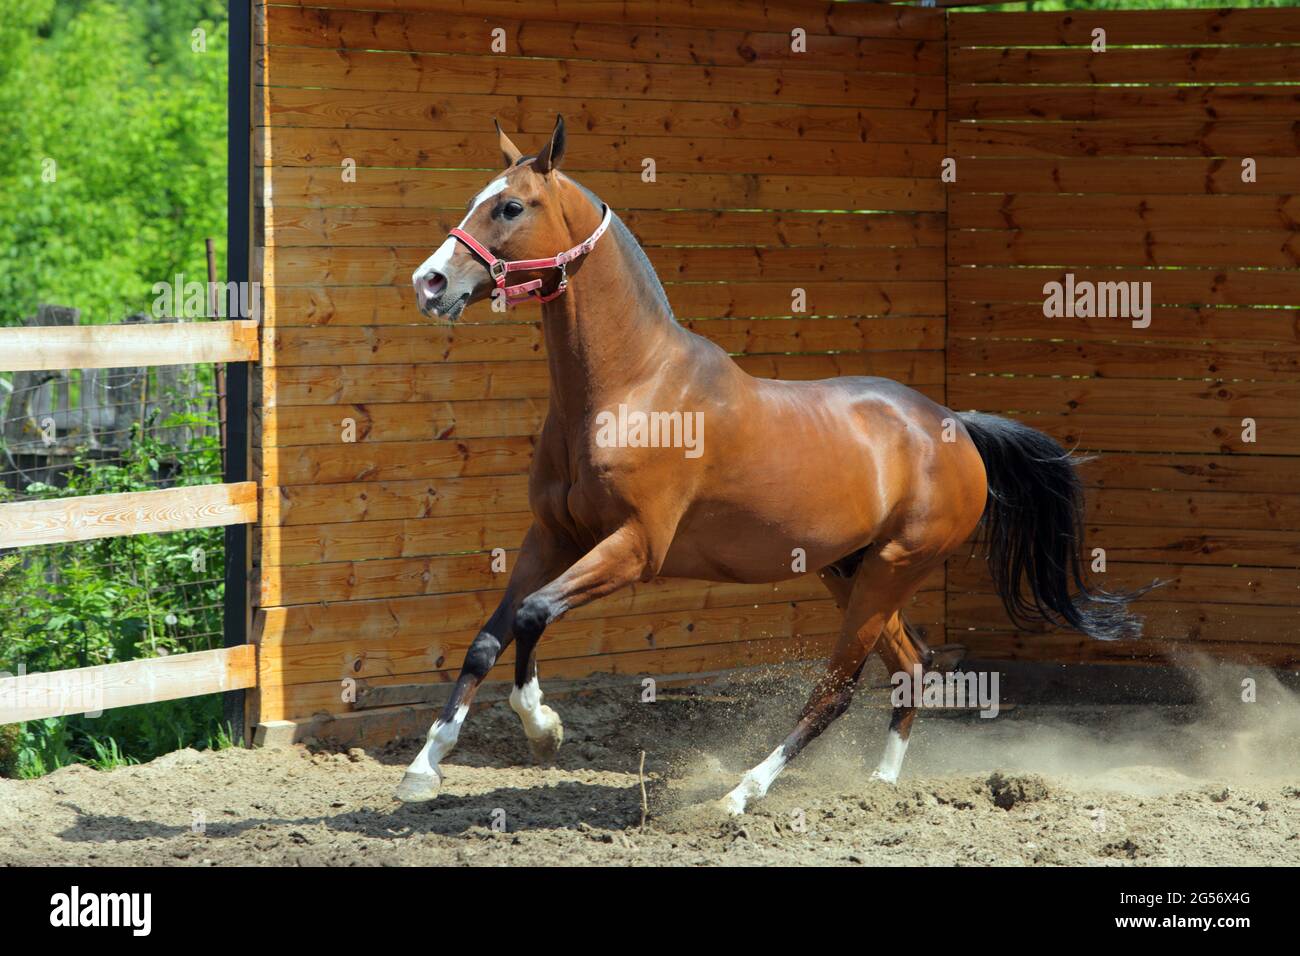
423 271 447 296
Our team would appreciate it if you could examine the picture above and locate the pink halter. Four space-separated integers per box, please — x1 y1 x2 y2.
449 204 613 307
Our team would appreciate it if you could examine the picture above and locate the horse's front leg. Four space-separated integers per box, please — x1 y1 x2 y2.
395 529 570 803
508 524 652 763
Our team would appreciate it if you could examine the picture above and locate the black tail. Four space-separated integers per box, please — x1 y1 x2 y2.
957 412 1157 641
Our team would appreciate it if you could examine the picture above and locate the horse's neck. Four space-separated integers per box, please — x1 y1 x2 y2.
540 211 680 422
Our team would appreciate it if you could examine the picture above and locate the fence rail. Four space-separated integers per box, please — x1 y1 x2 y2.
0 481 257 547
0 646 257 725
1 319 259 373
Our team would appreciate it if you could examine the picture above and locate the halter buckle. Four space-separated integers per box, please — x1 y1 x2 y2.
489 259 507 282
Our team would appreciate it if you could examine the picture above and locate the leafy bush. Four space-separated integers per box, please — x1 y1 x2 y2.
0 0 233 777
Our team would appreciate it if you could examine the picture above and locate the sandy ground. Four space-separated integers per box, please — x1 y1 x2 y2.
2 659 1299 866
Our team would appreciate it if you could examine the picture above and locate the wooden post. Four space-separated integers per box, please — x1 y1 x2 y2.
208 237 228 471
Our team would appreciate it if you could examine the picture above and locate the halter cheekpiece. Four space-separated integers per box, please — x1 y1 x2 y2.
449 203 613 307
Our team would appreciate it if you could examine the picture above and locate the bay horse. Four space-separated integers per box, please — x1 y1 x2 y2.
399 116 1150 814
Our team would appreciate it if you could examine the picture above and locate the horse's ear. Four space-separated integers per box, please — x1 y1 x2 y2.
495 119 523 168
534 114 566 175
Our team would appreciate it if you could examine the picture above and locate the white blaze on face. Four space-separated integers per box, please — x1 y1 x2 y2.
509 675 558 740
405 704 469 778
411 175 511 286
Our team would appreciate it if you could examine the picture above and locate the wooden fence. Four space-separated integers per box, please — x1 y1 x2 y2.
945 7 1300 668
0 310 259 725
250 0 949 739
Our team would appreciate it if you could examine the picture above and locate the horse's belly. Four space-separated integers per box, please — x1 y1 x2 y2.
658 503 878 583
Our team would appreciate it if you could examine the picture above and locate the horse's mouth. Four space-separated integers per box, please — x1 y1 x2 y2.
426 291 470 322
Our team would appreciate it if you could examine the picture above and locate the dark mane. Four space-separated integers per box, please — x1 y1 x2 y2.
567 176 677 323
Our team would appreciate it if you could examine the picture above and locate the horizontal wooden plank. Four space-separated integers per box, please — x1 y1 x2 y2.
1 320 258 372
1079 453 1300 496
952 158 1300 195
947 338 1300 382
957 633 1300 669
262 324 945 370
0 483 258 548
949 119 1300 159
257 574 847 646
948 301 1299 346
258 599 849 686
264 166 946 213
267 4 947 76
950 85 1300 123
1021 415 1300 456
258 48 944 116
261 474 531 527
270 0 946 42
949 194 1300 233
255 435 535 486
263 280 948 326
256 632 842 722
948 593 1300 643
263 84 944 145
1083 488 1300 533
0 646 256 724
950 46 1300 85
949 559 1300 608
263 361 552 405
1073 524 1300 569
262 510 533 566
267 206 947 249
264 357 945 414
262 372 944 448
259 480 1300 571
948 374 1300 420
948 267 1300 307
949 228 1300 269
950 8 1300 47
266 244 946 287
262 324 541 367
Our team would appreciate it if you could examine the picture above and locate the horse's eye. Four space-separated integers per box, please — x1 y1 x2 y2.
502 200 525 220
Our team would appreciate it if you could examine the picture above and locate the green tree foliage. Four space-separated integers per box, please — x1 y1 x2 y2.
0 0 228 329
0 0 232 776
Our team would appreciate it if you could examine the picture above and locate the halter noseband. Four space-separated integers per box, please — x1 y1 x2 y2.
448 203 613 307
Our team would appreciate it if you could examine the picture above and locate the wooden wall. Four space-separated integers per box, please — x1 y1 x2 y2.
945 7 1300 668
250 0 949 729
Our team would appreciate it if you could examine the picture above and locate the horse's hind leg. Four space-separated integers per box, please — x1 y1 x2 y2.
872 613 924 783
721 561 919 815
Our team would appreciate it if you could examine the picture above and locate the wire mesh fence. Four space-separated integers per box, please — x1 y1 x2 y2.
1 304 230 680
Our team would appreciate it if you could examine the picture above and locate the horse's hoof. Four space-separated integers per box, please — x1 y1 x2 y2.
719 792 748 817
870 769 899 785
394 770 442 803
526 708 563 764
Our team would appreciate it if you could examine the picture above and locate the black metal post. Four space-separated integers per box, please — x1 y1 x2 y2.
223 0 252 743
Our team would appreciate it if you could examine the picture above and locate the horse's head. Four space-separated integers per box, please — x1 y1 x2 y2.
413 115 589 321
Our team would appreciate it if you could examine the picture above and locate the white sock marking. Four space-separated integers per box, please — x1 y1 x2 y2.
510 676 558 740
872 729 909 784
722 745 788 815
405 704 468 778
